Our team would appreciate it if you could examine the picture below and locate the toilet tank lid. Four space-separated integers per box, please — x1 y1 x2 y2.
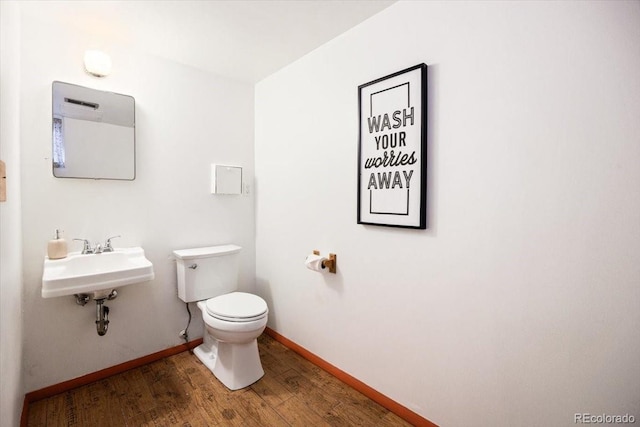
173 244 241 260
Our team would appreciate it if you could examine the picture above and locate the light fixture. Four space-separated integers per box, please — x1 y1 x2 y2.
83 50 112 77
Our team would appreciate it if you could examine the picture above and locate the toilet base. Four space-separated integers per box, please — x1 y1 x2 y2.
193 332 264 390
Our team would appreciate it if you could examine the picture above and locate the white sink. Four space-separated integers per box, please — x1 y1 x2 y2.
42 247 154 298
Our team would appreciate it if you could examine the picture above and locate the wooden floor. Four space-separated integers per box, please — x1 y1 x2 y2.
27 334 412 426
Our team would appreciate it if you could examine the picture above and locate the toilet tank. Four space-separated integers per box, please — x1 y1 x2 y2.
173 244 241 303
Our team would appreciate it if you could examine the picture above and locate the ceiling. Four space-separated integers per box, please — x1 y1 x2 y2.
24 0 396 83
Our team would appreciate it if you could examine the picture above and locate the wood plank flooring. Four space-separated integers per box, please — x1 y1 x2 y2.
27 334 412 426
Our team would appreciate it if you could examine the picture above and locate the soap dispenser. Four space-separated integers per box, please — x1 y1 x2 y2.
47 229 68 259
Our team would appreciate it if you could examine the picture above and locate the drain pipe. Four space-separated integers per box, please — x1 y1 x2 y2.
94 290 117 336
95 299 110 336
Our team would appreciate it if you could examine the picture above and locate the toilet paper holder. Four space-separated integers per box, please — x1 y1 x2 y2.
313 250 336 274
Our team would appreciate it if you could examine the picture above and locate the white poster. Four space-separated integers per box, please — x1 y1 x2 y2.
358 64 427 229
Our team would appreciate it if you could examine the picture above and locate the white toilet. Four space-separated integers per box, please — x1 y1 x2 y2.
173 244 268 390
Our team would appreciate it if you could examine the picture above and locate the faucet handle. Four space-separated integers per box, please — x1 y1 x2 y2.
103 235 121 252
73 238 93 254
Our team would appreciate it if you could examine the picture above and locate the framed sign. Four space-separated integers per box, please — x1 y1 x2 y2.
357 63 427 229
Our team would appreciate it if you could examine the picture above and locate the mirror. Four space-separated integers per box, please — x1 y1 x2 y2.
52 81 135 180
211 164 243 194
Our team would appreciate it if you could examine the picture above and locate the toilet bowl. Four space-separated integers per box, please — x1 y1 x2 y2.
173 245 269 390
194 292 268 390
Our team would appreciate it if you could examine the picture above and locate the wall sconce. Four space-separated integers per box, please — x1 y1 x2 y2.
83 50 112 77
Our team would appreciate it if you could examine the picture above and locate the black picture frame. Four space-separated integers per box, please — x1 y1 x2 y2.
357 63 427 229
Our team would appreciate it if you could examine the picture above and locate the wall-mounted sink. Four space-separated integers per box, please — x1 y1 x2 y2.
42 247 154 298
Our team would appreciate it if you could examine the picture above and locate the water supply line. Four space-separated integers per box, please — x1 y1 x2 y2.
75 294 90 306
180 302 192 352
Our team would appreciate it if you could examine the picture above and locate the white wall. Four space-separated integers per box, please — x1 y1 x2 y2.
255 1 640 426
0 2 25 425
18 4 255 393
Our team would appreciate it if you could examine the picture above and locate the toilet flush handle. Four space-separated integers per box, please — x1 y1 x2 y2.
188 264 198 269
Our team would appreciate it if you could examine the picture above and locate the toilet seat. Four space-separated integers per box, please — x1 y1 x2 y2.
205 292 268 323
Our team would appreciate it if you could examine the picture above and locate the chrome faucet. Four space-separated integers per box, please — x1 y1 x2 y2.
103 235 120 252
73 238 94 254
73 235 121 254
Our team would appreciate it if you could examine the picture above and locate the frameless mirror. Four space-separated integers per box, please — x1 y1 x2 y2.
52 81 135 180
211 164 243 194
